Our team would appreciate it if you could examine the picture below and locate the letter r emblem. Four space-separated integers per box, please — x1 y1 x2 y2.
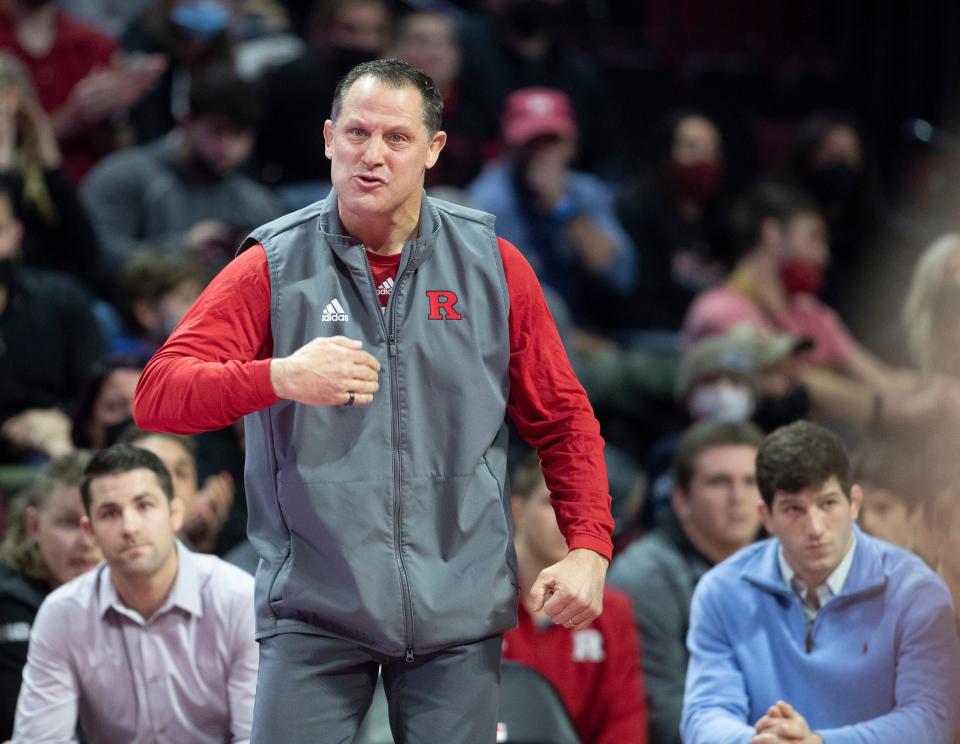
426 290 463 320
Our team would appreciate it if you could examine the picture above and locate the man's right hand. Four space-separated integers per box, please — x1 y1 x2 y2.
270 336 380 406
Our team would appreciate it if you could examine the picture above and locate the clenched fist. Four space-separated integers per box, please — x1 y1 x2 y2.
269 336 381 407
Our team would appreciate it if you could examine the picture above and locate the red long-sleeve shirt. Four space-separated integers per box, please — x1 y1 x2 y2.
134 237 614 559
503 588 648 744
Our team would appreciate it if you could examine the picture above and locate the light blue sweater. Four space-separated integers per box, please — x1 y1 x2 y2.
681 526 960 744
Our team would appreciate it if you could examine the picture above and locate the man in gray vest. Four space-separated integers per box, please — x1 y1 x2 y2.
134 58 614 743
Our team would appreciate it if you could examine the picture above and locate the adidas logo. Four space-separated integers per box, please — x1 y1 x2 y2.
376 277 395 296
321 298 349 322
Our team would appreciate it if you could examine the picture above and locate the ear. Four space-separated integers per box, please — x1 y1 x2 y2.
323 119 335 160
758 499 773 534
24 505 40 539
671 487 690 521
425 130 447 170
849 484 863 521
80 514 93 537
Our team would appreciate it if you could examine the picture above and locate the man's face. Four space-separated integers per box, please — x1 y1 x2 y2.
83 469 183 579
185 116 255 176
133 436 198 523
512 476 568 566
780 213 830 269
674 445 761 552
326 0 391 53
28 484 101 587
324 77 446 222
761 476 861 587
393 14 460 89
672 115 722 166
857 485 915 550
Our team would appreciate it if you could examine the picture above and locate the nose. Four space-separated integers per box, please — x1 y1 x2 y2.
806 508 826 539
120 507 141 537
361 136 386 168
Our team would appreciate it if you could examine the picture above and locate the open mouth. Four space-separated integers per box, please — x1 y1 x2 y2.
355 174 386 187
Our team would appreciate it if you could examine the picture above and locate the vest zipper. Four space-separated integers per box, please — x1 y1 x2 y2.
361 247 416 659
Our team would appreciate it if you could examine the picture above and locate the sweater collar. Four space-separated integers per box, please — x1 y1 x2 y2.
319 188 439 274
741 525 886 601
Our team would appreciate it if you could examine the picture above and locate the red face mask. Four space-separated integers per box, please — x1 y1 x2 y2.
780 260 824 296
672 161 722 202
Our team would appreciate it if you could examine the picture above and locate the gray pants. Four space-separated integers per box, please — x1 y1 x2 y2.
251 632 502 744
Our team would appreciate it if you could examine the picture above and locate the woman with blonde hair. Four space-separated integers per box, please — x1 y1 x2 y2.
0 451 100 739
0 52 99 281
903 232 960 376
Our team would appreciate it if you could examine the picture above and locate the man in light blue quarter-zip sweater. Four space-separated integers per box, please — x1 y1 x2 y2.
682 421 960 744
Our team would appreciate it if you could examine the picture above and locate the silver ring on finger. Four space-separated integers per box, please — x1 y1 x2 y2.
344 391 356 407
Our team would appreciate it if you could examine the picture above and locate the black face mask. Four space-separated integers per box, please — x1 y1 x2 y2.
503 1 562 39
805 162 861 205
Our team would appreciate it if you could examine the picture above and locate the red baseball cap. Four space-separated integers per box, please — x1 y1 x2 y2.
501 87 577 147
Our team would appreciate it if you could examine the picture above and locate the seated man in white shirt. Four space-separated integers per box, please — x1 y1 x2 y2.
12 444 258 744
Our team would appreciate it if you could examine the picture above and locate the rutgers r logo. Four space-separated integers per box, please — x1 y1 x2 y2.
426 290 462 320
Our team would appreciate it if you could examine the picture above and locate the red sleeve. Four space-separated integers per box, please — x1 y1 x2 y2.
133 244 278 434
592 589 649 744
499 237 614 560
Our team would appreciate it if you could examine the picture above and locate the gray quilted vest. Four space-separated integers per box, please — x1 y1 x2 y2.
242 190 517 657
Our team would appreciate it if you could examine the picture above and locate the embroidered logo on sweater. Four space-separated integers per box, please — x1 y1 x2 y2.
572 629 605 662
321 298 349 322
426 290 462 320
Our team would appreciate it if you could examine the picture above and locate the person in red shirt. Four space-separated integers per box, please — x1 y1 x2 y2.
134 58 613 743
504 456 647 744
0 0 164 181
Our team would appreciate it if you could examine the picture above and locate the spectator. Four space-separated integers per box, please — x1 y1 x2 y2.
681 421 960 744
683 182 959 430
391 10 491 189
609 420 763 744
12 444 257 743
902 232 960 378
0 184 105 463
787 112 879 317
644 333 809 527
253 0 392 188
0 0 164 182
0 452 98 740
617 110 731 333
458 0 615 175
503 456 647 744
469 87 637 322
852 437 925 552
0 53 99 281
119 0 236 145
81 64 283 276
118 426 234 555
115 249 205 356
70 355 144 452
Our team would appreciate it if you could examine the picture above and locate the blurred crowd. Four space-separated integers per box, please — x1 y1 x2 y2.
1 0 959 742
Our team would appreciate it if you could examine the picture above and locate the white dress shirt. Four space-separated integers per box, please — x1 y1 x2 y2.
13 542 257 743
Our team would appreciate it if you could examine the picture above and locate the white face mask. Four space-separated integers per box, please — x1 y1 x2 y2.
688 384 755 422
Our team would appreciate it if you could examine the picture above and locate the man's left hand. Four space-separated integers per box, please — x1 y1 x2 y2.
751 701 823 743
529 548 608 629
